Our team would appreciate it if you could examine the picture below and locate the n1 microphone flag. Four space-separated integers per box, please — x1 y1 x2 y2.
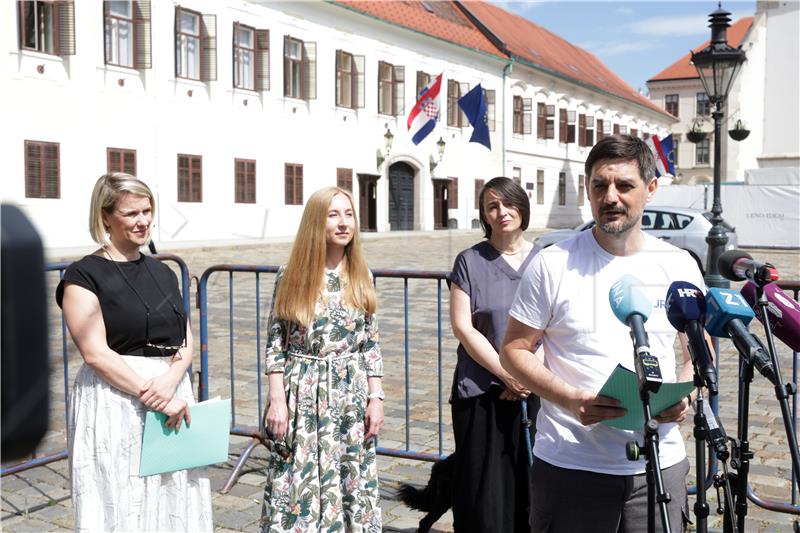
644 134 674 177
407 73 443 145
457 83 491 150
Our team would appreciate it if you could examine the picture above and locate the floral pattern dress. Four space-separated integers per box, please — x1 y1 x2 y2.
260 266 383 533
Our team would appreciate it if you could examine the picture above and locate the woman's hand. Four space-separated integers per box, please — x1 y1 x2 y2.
139 373 180 411
365 399 384 440
162 397 191 430
266 396 289 442
500 374 531 400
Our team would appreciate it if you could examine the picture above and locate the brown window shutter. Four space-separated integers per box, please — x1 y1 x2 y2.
302 41 316 100
296 165 303 204
394 65 404 116
247 161 256 203
485 89 495 131
43 143 60 198
354 55 365 109
448 177 458 208
458 82 469 126
108 149 121 173
124 150 136 175
559 108 567 143
537 103 546 138
25 141 42 198
254 28 270 91
17 1 25 50
474 179 484 209
578 114 586 146
523 98 532 135
55 1 76 56
416 70 429 97
284 164 293 205
192 156 202 202
613 123 620 135
133 0 152 69
283 35 290 97
200 14 217 81
596 119 604 141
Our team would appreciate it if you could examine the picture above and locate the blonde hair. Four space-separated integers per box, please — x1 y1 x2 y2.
89 173 155 246
274 187 376 325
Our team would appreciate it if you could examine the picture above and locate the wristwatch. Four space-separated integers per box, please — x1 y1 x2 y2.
368 390 385 401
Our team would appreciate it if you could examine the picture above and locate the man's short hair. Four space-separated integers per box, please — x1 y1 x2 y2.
584 135 656 183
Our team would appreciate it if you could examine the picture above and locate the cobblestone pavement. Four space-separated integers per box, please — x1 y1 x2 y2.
2 229 799 532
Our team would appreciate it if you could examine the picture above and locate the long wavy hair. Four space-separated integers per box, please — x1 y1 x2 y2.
273 187 376 325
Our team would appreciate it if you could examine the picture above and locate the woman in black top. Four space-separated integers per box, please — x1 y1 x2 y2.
449 177 539 532
57 173 212 531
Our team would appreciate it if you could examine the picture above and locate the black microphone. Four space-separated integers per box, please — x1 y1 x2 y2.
665 281 718 395
705 288 778 386
718 249 779 286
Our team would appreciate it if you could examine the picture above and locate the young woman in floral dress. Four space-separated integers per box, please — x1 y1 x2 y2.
261 187 384 532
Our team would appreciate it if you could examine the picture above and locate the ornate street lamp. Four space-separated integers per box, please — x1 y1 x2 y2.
690 4 746 288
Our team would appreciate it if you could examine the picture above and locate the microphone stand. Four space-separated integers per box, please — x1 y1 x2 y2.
726 343 755 533
692 384 710 533
625 334 672 533
754 286 800 484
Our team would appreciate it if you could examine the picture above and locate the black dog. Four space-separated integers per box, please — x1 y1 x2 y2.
398 453 455 533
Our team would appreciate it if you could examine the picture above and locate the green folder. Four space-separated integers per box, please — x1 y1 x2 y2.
139 397 231 476
598 364 694 431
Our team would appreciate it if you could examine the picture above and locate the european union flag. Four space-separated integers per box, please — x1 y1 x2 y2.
458 83 491 150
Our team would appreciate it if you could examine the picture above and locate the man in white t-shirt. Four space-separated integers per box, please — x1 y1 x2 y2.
501 135 709 532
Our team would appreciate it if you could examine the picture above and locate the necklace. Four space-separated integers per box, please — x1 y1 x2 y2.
501 243 529 256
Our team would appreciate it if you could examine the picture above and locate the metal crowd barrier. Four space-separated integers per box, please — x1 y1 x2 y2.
0 253 192 477
5 256 799 523
197 264 450 493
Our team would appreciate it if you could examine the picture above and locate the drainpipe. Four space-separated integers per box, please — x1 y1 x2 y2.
502 59 514 175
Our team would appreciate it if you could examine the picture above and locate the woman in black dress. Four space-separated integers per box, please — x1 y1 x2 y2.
57 173 212 531
449 177 540 532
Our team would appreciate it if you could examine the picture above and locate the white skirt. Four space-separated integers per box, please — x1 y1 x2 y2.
68 355 213 532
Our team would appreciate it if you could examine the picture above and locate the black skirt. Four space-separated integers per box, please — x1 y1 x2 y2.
451 386 539 533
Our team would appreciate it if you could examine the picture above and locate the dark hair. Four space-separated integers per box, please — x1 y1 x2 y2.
584 135 656 183
478 177 530 239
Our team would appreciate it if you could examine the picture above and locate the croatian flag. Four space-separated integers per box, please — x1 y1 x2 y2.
407 73 443 145
645 134 675 177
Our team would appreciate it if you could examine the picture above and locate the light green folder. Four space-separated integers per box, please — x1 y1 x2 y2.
139 397 231 476
598 364 694 431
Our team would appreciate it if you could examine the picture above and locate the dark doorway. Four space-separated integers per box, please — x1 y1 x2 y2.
357 173 379 232
432 178 449 230
388 162 415 231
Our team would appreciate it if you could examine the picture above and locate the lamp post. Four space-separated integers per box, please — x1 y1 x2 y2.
690 4 746 288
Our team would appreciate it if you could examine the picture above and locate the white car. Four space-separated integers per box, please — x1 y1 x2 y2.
533 206 738 273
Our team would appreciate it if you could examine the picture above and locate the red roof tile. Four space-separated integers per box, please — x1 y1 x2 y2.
333 1 671 118
460 1 671 117
334 1 503 58
649 17 753 82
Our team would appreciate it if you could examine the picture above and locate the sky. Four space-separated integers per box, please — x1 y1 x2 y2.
494 1 756 94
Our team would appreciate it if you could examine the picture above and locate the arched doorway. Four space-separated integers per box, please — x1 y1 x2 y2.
388 162 415 231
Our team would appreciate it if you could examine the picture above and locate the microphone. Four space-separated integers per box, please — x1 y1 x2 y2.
740 281 800 352
609 275 663 392
665 281 718 395
705 288 778 386
718 249 779 285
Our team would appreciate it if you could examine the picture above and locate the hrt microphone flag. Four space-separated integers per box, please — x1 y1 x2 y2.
644 134 675 177
457 83 491 150
407 73 443 145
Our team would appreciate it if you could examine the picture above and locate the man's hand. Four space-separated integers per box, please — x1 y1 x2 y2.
655 397 691 424
566 390 626 426
500 374 531 400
